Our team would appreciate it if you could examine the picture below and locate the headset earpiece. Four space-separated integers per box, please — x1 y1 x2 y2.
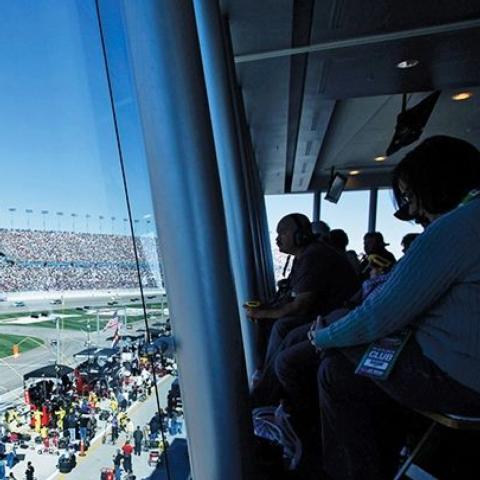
290 214 312 247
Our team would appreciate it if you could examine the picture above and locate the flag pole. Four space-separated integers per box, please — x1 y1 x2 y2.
97 311 100 344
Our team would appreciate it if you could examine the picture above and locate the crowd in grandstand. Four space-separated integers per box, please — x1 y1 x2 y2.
0 230 159 292
0 225 317 292
0 230 155 263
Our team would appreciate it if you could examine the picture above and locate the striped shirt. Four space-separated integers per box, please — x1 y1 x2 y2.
314 199 480 393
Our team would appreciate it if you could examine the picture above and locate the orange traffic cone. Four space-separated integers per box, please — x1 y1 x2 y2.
79 440 86 457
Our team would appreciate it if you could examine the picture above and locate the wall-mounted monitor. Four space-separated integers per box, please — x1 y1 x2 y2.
324 172 348 204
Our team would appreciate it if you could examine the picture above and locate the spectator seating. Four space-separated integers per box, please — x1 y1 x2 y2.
0 229 160 291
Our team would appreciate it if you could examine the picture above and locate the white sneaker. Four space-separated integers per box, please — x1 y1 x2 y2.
274 403 302 470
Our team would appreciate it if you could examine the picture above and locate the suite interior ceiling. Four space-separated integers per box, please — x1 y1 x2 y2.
221 0 480 193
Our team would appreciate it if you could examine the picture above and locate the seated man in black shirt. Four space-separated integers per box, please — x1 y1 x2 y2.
246 214 359 397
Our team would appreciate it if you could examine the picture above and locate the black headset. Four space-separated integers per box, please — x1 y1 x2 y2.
290 214 313 247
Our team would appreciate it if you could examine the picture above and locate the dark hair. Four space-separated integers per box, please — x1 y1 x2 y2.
329 229 349 251
392 136 480 215
364 231 388 246
311 220 330 236
401 233 420 251
281 213 313 235
282 213 314 246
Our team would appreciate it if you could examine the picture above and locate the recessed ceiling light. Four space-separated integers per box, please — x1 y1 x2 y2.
452 92 473 101
396 59 419 69
374 155 387 162
349 170 360 176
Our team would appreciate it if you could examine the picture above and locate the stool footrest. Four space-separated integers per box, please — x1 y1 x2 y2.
418 411 480 430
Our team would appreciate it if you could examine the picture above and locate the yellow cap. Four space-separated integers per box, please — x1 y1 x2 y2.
367 254 392 270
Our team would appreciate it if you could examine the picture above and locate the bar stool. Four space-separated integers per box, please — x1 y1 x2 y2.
394 411 480 479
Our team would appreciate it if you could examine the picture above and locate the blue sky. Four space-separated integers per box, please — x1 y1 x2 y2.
0 0 153 234
0 1 422 257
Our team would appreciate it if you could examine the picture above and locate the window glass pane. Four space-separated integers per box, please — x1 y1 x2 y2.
265 193 313 281
101 2 189 477
0 1 184 478
376 189 423 258
321 190 370 256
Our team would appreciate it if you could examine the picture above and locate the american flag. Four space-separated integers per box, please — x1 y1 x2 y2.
111 326 120 348
103 310 120 332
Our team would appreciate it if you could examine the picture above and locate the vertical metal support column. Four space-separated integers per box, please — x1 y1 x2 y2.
121 2 255 480
313 191 321 221
368 188 378 232
193 0 258 377
224 23 275 303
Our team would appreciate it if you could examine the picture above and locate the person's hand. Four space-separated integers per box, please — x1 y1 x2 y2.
307 316 322 349
244 306 266 320
251 309 271 320
242 300 264 320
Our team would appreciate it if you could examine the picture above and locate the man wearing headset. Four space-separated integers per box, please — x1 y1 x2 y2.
245 213 359 388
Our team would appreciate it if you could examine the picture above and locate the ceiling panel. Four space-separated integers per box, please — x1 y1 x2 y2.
312 30 480 100
309 88 480 190
310 0 480 41
221 0 480 193
221 0 293 55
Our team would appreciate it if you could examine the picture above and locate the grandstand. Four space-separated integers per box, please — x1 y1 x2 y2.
0 229 161 292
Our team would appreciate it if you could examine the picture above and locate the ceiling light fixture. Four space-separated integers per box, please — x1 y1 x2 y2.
374 155 387 162
396 59 419 69
349 170 360 176
452 91 473 101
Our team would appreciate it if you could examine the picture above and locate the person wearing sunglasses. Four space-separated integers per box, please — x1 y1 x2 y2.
311 136 480 480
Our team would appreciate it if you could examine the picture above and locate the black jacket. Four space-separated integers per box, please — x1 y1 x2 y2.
113 452 123 467
133 429 143 443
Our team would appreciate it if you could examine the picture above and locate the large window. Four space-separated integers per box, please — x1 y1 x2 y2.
265 189 423 277
0 2 186 479
320 190 370 256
